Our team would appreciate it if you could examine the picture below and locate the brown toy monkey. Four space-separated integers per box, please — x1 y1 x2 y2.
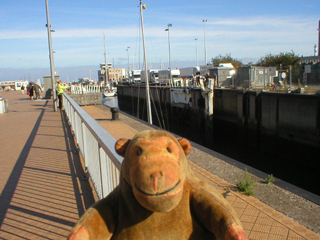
68 130 246 240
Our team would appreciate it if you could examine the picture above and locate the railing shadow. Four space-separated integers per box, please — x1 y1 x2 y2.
60 110 96 216
0 100 95 239
0 102 47 229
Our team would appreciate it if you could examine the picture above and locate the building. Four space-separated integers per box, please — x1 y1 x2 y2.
0 80 29 90
300 56 320 85
299 56 320 65
179 67 199 79
98 63 126 85
43 75 60 99
237 66 277 88
108 68 126 84
208 63 236 87
98 63 112 83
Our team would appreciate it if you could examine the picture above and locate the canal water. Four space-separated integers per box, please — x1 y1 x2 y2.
103 96 319 197
102 96 118 108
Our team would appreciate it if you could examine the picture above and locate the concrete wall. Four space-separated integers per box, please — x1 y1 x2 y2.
245 91 259 130
214 89 320 146
68 93 102 106
213 89 245 125
259 92 320 145
117 85 210 144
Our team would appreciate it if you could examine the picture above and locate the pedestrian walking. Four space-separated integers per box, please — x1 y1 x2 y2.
33 83 42 100
27 83 34 100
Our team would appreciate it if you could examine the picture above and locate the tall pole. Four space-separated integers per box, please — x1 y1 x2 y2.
126 47 130 82
202 19 207 65
289 65 292 88
195 38 198 66
165 24 172 86
140 1 152 124
318 20 320 57
45 0 57 111
103 32 108 85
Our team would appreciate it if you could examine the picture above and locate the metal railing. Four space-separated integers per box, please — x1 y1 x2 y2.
63 93 122 199
70 84 102 94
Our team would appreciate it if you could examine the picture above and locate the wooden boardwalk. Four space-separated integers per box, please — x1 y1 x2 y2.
0 91 319 239
0 91 95 239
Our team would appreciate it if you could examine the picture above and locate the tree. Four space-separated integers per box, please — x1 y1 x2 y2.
256 51 303 82
256 50 301 68
211 53 243 68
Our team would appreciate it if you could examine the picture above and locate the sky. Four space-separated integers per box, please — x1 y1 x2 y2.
0 0 319 82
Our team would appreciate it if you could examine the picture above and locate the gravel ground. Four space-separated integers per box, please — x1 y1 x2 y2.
98 104 320 234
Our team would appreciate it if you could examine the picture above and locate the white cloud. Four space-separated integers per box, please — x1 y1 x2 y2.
0 14 317 71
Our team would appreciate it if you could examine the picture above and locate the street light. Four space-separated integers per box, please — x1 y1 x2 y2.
202 19 207 65
195 38 198 66
165 24 172 86
317 20 320 57
126 47 130 82
140 0 152 124
103 31 108 85
45 0 57 111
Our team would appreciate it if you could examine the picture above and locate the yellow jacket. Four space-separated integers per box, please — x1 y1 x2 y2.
57 83 67 95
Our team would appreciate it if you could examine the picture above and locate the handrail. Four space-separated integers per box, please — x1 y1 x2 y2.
63 92 122 199
70 84 102 94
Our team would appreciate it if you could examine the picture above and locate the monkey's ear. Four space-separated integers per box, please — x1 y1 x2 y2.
178 138 192 155
115 138 131 157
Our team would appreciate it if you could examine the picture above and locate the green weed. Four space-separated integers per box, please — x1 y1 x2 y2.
265 174 275 184
236 169 255 196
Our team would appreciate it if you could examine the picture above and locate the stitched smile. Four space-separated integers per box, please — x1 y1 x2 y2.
134 180 181 196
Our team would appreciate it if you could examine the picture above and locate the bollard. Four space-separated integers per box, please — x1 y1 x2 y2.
111 107 119 120
0 97 7 113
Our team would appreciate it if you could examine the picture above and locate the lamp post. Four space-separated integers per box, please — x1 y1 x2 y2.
140 1 152 124
195 38 198 66
103 32 109 85
317 20 320 57
126 47 130 82
165 24 172 86
202 19 207 65
45 0 57 111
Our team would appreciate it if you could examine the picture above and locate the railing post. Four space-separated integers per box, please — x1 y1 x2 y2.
98 144 104 198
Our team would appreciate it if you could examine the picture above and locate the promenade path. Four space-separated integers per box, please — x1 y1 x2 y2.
0 90 319 240
0 91 95 239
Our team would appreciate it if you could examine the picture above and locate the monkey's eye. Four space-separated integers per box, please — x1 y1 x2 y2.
167 147 172 153
137 147 142 156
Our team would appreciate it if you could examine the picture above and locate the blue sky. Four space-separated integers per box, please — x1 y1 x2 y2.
0 0 319 81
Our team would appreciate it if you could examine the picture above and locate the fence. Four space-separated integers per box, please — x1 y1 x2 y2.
63 92 122 199
70 84 102 94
